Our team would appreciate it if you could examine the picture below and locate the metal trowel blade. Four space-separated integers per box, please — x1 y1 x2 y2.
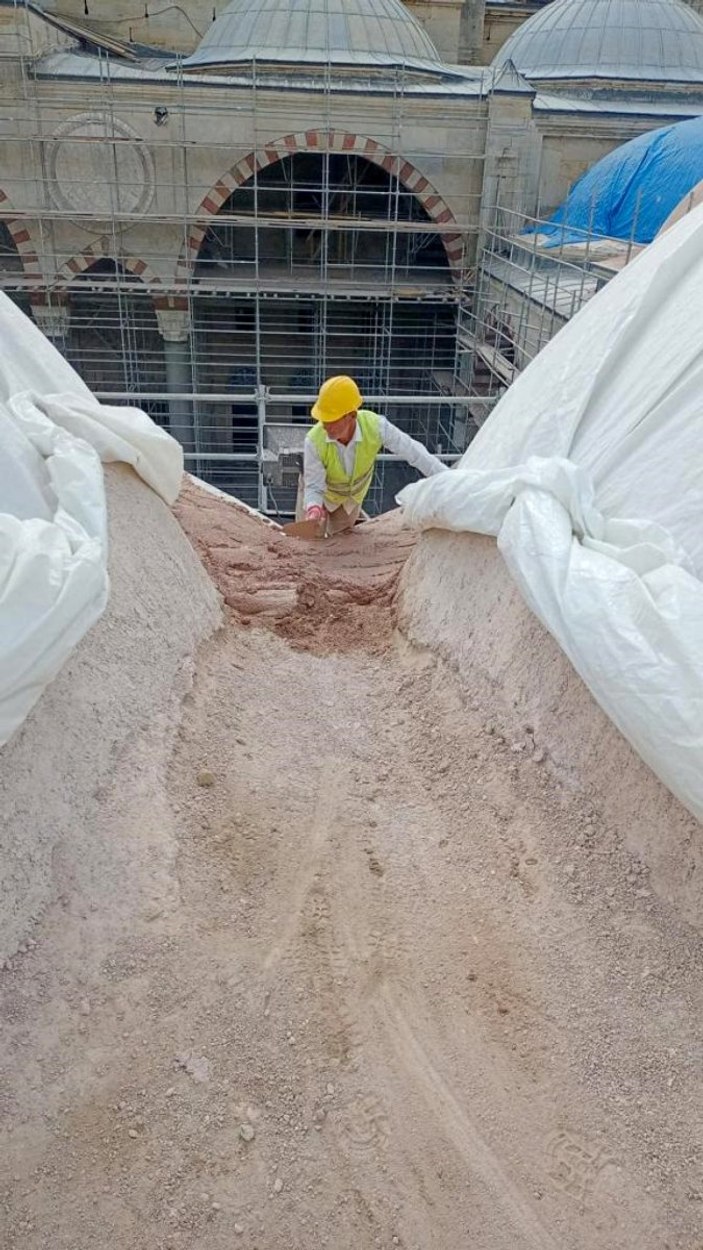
282 519 326 540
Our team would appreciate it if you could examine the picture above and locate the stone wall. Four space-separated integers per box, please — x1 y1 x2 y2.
535 115 672 216
0 73 487 287
404 0 464 61
51 0 227 53
481 5 526 64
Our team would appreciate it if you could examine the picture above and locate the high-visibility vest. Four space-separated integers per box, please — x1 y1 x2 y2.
308 409 383 508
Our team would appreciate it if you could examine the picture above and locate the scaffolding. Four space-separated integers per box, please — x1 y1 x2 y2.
0 0 680 512
0 2 504 513
1 2 612 514
461 203 621 413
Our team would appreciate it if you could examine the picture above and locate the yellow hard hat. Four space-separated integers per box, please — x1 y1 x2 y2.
311 375 363 424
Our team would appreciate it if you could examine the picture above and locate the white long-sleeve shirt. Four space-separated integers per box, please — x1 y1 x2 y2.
303 414 446 513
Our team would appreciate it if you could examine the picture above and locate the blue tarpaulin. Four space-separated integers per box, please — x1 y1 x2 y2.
538 115 703 246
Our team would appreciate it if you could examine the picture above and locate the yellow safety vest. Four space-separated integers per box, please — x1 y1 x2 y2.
308 409 383 508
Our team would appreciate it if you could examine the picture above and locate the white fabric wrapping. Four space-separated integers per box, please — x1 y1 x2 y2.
0 293 184 745
398 205 703 822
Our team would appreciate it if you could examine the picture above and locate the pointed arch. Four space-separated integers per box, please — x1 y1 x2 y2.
0 188 42 282
54 238 163 289
176 129 465 283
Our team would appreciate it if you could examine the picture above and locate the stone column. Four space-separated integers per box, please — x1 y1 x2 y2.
155 306 196 455
479 83 541 247
31 299 71 355
459 0 486 64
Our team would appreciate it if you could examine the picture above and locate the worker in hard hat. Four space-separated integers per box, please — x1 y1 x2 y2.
300 375 446 534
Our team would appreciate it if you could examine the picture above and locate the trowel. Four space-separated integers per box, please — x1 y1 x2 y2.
282 518 326 540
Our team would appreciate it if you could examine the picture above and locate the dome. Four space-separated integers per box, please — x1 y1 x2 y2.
492 0 703 84
538 115 703 246
182 0 442 74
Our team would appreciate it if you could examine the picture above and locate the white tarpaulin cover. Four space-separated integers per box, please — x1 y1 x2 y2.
398 204 703 823
0 293 183 745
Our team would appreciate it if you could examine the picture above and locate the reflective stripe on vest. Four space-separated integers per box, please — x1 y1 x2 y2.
308 409 383 507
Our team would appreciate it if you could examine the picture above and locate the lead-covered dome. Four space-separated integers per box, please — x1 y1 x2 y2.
492 0 703 84
182 0 442 74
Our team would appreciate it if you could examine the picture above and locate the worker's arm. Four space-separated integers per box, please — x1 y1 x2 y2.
378 416 446 478
303 435 327 516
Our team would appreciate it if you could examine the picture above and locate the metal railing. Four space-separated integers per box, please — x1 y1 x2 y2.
93 387 494 515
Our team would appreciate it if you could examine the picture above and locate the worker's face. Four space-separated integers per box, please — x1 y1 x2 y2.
325 410 357 445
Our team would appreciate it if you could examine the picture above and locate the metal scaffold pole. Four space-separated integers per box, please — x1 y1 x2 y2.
0 0 606 512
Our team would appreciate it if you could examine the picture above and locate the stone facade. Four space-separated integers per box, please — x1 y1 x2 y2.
3 0 703 501
0 75 487 292
2 10 679 303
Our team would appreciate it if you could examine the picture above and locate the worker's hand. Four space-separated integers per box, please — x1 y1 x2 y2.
305 505 325 523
